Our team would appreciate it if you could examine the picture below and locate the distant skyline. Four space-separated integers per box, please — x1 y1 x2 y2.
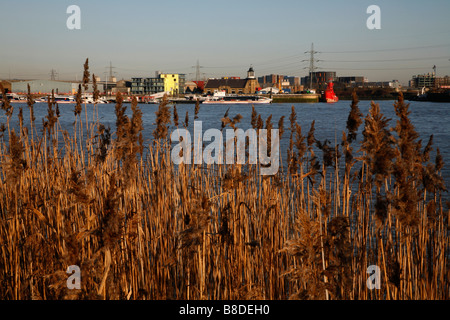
1 0 450 85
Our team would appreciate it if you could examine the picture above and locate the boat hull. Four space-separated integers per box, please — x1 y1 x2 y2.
324 80 339 103
203 98 272 105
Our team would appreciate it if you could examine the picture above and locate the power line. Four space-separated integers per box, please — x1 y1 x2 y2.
327 65 450 71
321 44 450 54
321 56 450 63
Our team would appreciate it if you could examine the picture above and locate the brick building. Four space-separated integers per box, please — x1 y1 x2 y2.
204 66 260 94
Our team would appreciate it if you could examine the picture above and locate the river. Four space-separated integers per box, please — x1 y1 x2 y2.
2 100 450 191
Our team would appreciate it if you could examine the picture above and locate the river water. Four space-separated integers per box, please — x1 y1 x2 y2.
2 100 450 192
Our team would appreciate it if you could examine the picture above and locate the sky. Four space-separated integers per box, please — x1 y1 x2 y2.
1 0 450 85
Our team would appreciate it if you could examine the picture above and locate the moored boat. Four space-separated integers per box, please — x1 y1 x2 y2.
34 95 77 104
324 80 338 103
54 95 76 104
0 93 26 103
203 90 272 105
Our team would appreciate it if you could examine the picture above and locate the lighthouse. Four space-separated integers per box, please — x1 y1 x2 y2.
247 65 255 79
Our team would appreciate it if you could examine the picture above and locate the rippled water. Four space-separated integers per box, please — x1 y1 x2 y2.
2 100 450 191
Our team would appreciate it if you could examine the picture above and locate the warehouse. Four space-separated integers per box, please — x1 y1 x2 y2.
11 79 98 94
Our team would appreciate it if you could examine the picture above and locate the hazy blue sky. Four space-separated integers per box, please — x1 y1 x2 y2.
1 0 449 84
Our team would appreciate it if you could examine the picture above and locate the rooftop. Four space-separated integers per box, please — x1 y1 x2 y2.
204 78 248 89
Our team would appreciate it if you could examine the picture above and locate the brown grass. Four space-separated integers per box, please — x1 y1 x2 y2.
0 62 448 300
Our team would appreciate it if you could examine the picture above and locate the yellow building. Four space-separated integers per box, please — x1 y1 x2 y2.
160 74 179 96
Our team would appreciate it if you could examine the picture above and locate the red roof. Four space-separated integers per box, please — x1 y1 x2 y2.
193 81 205 90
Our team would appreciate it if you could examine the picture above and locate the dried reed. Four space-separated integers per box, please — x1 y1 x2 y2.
0 62 448 301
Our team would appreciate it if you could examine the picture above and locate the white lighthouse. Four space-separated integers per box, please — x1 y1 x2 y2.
247 65 255 79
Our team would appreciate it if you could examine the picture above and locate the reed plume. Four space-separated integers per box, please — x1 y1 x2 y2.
82 58 90 91
26 84 35 125
153 94 171 140
92 74 99 102
194 99 200 120
74 85 82 116
346 90 363 143
251 105 258 129
361 101 396 191
184 111 189 128
5 129 26 184
0 83 13 119
391 93 422 227
173 105 179 127
278 116 285 140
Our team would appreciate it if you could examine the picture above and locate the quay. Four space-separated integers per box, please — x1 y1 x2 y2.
163 94 320 104
267 93 320 103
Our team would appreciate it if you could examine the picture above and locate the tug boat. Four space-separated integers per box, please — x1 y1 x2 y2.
324 80 339 103
203 90 272 105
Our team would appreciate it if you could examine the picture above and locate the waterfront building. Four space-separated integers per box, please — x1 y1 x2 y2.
9 79 101 94
411 73 436 88
160 73 186 95
204 66 260 95
336 76 365 85
258 74 285 87
10 80 73 94
193 81 205 92
131 77 165 95
302 71 337 88
258 74 301 93
131 73 186 96
112 80 131 95
184 81 205 93
435 76 450 89
184 81 197 93
286 76 300 87
353 80 400 89
0 80 12 93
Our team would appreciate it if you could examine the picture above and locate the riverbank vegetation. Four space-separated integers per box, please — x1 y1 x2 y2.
0 60 448 300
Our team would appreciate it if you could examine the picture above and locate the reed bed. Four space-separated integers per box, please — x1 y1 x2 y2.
0 62 449 300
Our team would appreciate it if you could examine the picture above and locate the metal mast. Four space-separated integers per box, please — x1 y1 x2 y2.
192 60 204 82
50 69 58 81
107 61 116 82
304 43 319 90
104 62 116 97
